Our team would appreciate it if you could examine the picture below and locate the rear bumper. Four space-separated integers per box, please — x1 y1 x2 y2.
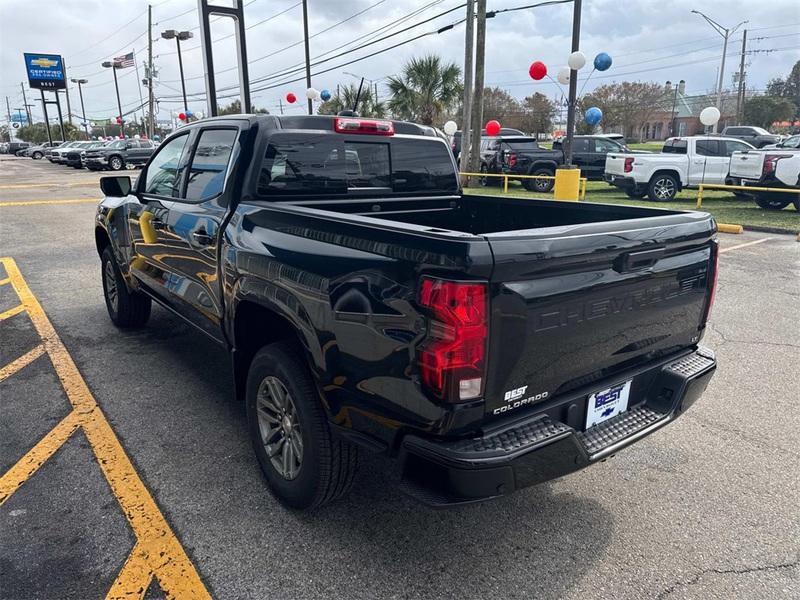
399 347 716 507
604 173 638 189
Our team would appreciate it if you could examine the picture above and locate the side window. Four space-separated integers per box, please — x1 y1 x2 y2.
695 139 721 156
184 129 238 201
572 138 590 152
143 134 190 197
139 140 154 149
594 138 621 153
724 140 752 155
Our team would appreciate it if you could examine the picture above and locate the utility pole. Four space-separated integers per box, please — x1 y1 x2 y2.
148 4 155 138
691 11 747 133
459 0 475 184
302 0 312 115
563 0 582 166
279 98 284 115
20 83 32 124
468 0 487 186
5 97 13 140
62 59 74 125
736 29 747 125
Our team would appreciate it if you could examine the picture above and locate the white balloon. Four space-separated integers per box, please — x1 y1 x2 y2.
443 120 458 135
557 66 571 85
134 134 141 140
567 51 586 70
699 106 721 126
306 87 320 100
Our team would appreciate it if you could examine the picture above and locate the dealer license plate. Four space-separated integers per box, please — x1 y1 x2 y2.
585 380 632 429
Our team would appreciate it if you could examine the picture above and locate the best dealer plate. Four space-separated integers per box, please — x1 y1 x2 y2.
586 380 631 429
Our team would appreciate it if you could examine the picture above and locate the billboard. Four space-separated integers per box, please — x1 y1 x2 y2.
24 53 67 90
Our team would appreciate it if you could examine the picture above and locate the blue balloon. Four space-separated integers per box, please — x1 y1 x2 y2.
320 89 332 102
594 52 612 72
185 110 193 117
585 107 603 126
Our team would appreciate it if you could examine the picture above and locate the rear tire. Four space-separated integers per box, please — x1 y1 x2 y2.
479 164 499 187
647 173 679 201
101 247 151 328
625 189 647 199
753 193 793 210
246 342 359 510
523 168 555 192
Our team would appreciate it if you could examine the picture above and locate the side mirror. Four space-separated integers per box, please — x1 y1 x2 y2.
100 176 132 197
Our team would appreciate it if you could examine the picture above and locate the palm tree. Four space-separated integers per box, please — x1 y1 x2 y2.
317 84 386 118
387 55 462 125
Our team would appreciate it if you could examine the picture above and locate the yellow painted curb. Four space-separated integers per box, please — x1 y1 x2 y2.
717 223 744 234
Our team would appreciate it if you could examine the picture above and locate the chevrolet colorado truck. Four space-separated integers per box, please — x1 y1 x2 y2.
604 136 754 201
728 148 800 210
95 114 719 509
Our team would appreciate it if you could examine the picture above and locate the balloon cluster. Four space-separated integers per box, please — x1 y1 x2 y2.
527 52 613 126
178 110 194 122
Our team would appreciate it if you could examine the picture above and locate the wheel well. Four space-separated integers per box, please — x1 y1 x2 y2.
530 163 556 174
649 170 682 190
231 301 301 401
95 227 111 257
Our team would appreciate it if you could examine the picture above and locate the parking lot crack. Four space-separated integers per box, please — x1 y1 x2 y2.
656 557 799 599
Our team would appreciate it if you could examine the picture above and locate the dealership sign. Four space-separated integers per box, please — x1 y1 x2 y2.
24 53 67 90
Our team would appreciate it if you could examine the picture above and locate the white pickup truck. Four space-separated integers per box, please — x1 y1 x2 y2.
604 136 754 201
729 148 800 211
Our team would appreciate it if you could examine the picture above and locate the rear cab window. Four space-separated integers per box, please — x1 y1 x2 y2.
257 133 458 198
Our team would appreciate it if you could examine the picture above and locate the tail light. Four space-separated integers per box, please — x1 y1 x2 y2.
334 118 394 136
702 240 719 323
624 157 634 173
762 154 786 177
418 278 488 402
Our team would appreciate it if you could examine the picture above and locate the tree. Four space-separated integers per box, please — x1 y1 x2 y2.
580 82 667 140
386 55 462 125
481 87 521 126
519 93 556 136
765 60 800 116
16 122 80 143
743 96 795 129
1 125 9 142
217 99 269 115
317 84 385 118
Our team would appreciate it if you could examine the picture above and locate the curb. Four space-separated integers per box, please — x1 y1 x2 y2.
717 223 744 234
743 224 800 236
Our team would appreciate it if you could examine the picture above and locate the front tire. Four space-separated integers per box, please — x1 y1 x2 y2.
109 155 124 171
101 247 151 328
647 173 679 201
246 342 359 510
523 168 555 192
32 151 43 160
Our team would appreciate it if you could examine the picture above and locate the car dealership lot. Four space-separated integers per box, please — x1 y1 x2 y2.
1 155 798 599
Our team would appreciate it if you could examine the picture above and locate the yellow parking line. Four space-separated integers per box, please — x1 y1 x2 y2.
0 344 45 383
0 257 210 599
0 181 101 190
0 304 25 320
0 198 98 207
0 278 10 286
720 237 773 254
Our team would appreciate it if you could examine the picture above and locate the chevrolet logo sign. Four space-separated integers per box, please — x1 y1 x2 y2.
31 57 58 68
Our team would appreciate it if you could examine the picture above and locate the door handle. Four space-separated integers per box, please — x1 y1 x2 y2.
192 230 214 245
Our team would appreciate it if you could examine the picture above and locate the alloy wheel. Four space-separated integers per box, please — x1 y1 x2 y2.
654 178 675 200
256 376 303 480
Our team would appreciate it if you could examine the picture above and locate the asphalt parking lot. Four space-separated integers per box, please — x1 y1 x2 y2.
1 155 798 599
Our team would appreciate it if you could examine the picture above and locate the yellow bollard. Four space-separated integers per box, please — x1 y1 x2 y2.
503 175 509 194
553 168 580 201
696 185 704 209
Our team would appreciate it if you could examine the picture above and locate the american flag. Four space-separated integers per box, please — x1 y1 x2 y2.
113 52 135 68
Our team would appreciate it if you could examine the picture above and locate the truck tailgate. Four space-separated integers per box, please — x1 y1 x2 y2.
482 212 716 418
729 151 764 180
604 153 630 176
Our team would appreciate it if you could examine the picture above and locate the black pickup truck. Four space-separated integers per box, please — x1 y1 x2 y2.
95 114 718 509
84 138 156 171
479 135 630 192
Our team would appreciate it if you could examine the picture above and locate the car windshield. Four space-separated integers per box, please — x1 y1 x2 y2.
782 135 800 148
751 127 770 135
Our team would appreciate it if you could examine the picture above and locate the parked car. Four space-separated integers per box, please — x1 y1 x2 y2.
49 141 83 163
762 134 800 150
728 148 800 210
0 142 9 154
84 138 156 171
7 141 31 155
64 141 105 168
604 136 755 201
479 134 631 192
95 114 718 509
24 141 60 159
44 141 69 160
720 126 781 149
451 128 526 160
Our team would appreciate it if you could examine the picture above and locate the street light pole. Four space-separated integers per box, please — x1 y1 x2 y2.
161 30 193 114
563 0 582 167
691 10 747 133
302 0 313 115
103 61 125 139
71 78 89 138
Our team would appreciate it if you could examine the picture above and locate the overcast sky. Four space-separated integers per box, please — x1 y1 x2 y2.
1 0 798 125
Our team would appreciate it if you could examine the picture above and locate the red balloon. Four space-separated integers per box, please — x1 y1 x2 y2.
485 120 501 136
529 61 547 81
178 112 186 121
286 92 297 104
